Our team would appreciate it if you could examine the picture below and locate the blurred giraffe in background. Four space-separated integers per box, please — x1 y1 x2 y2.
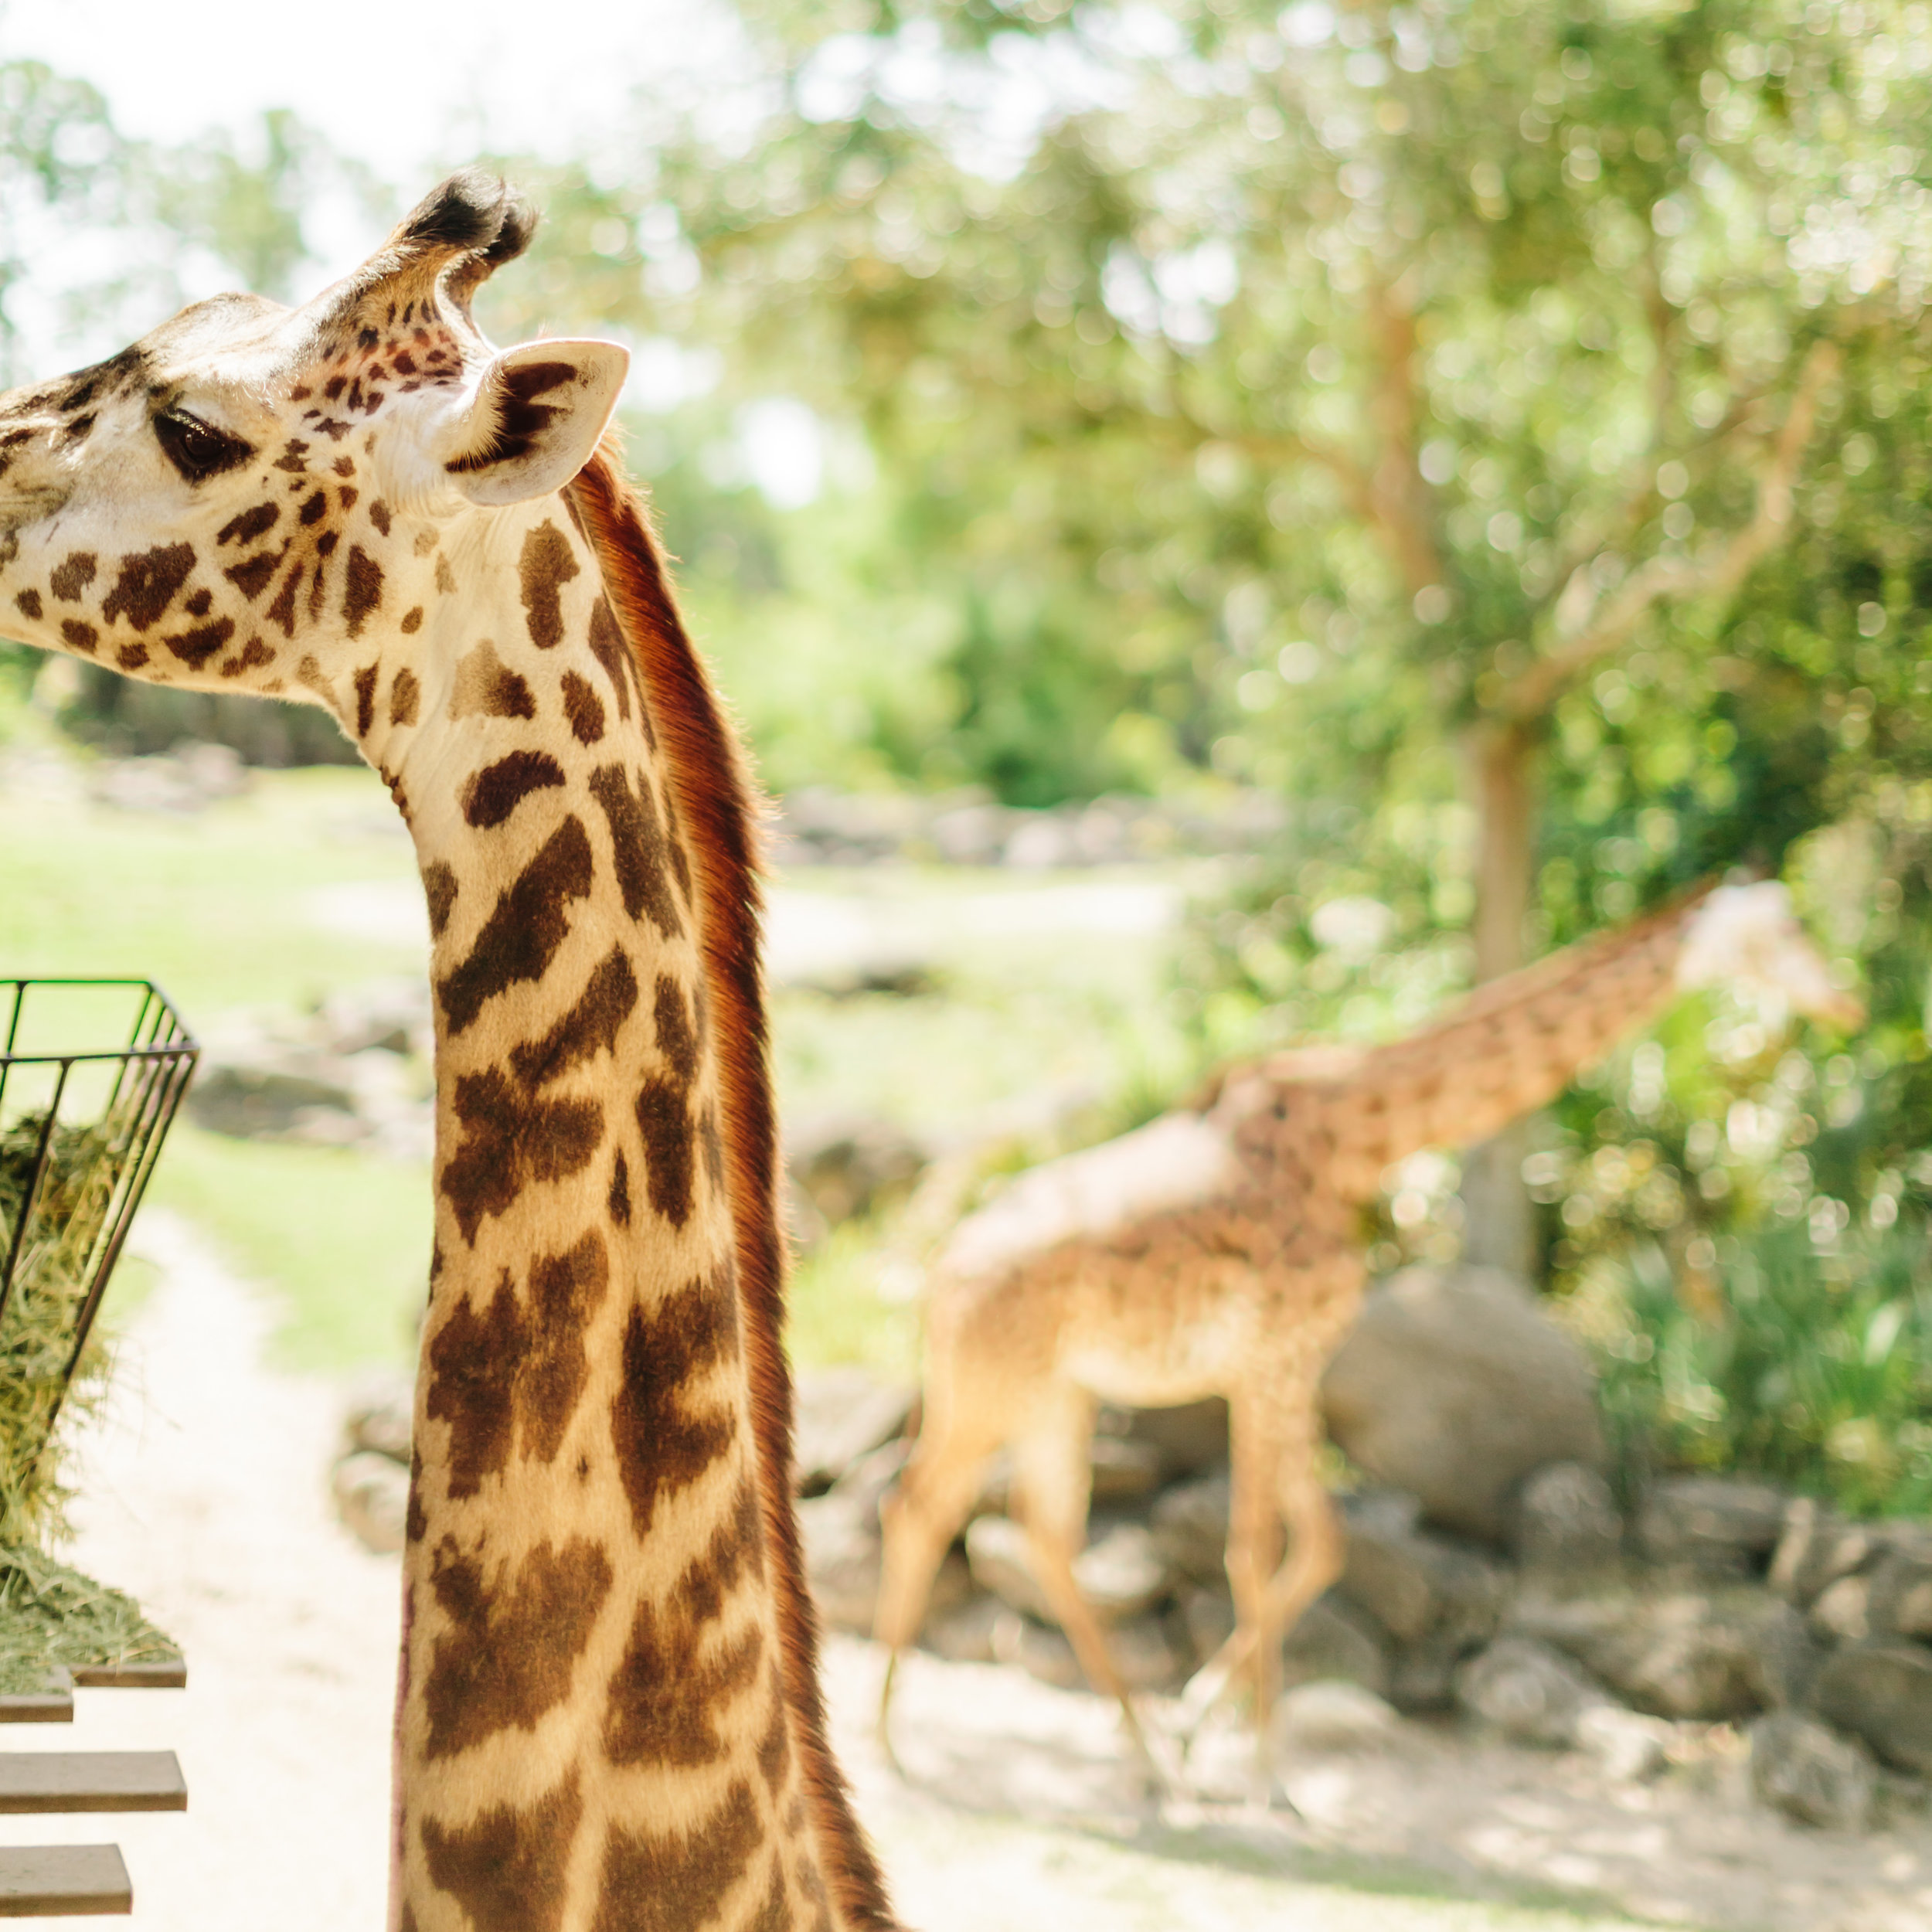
0 173 900 1932
875 880 1862 1791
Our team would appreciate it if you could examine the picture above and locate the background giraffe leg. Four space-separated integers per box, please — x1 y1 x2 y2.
1247 1387 1345 1804
1177 1392 1284 1736
874 1391 1009 1760
1009 1387 1162 1781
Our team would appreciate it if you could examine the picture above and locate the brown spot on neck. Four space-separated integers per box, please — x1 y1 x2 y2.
517 520 580 650
420 1767 583 1932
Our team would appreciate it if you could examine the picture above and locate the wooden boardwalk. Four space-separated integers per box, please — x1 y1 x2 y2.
0 1662 185 1916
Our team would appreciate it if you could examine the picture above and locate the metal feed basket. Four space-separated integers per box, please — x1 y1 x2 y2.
0 981 199 1473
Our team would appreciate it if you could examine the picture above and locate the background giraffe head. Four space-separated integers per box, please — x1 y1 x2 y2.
0 170 626 727
1675 879 1866 1032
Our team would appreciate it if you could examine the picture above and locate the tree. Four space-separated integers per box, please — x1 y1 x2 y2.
590 0 1930 1260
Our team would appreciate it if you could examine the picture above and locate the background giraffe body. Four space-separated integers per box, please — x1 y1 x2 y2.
876 883 1862 1774
0 175 896 1932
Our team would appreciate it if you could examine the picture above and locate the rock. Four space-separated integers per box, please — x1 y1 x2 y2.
1513 1587 1815 1721
1456 1637 1604 1747
187 1055 363 1141
1386 1636 1464 1713
799 1492 886 1633
1811 1573 1875 1645
920 1594 1003 1665
1104 1397 1230 1479
1178 1583 1234 1667
828 1440 910 1527
967 1515 1052 1621
802 1489 968 1636
1638 1475 1791 1576
1511 1461 1624 1588
343 1378 412 1465
1869 1553 1932 1642
785 1116 928 1226
992 1608 1189 1694
1150 1470 1231 1583
1811 1643 1932 1774
1274 1680 1400 1752
1770 1498 1884 1607
1809 1555 1932 1647
1075 1521 1175 1621
1087 1435 1165 1509
964 1515 1175 1625
1339 1504 1507 1651
1283 1593 1393 1700
791 1367 916 1496
332 1451 410 1555
316 978 430 1057
1750 1711 1877 1830
1574 1705 1673 1782
1321 1264 1606 1542
992 1614 1083 1691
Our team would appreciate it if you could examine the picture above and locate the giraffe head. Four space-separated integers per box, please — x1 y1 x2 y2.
1675 880 1866 1032
0 171 625 719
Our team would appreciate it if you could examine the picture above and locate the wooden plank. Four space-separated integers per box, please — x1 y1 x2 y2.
0 1844 130 1916
0 1673 70 1726
68 1661 185 1692
0 1752 185 1813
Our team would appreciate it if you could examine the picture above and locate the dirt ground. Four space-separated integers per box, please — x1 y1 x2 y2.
11 1213 1932 1932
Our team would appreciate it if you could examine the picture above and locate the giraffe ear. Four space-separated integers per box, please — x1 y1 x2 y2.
444 338 628 506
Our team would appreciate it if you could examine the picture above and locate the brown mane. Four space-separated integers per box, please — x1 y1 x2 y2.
567 446 899 1932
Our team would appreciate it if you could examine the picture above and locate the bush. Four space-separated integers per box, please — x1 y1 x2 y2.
1569 1221 1932 1519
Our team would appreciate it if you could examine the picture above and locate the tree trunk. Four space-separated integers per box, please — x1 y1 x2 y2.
1458 722 1539 1279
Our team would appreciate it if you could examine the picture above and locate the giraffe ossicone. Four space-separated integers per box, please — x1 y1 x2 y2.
0 170 900 1932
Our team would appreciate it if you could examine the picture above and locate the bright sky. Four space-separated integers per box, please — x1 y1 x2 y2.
0 0 832 502
2 0 724 185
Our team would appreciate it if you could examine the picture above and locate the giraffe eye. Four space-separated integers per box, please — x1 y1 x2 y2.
155 410 253 482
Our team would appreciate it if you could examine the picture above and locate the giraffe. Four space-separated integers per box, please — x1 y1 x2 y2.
0 174 900 1932
874 879 1862 1787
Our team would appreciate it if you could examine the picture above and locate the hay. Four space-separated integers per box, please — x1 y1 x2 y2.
0 1114 180 1689
0 1112 118 1547
0 1546 178 1695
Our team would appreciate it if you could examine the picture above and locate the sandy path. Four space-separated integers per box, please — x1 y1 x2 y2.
10 1213 1931 1931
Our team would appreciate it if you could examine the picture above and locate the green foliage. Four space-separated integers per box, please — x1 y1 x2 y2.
1576 1223 1932 1519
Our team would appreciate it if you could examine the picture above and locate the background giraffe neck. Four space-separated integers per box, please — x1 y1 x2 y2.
1311 890 1711 1198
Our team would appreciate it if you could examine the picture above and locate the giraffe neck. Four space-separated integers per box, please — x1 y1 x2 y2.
367 467 888 1932
1306 891 1710 1199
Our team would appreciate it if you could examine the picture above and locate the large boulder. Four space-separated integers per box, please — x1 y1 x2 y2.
1811 1643 1932 1774
1321 1264 1605 1542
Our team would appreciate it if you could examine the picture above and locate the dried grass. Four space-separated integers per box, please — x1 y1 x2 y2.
0 1546 177 1695
0 1112 178 1685
0 1113 117 1548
